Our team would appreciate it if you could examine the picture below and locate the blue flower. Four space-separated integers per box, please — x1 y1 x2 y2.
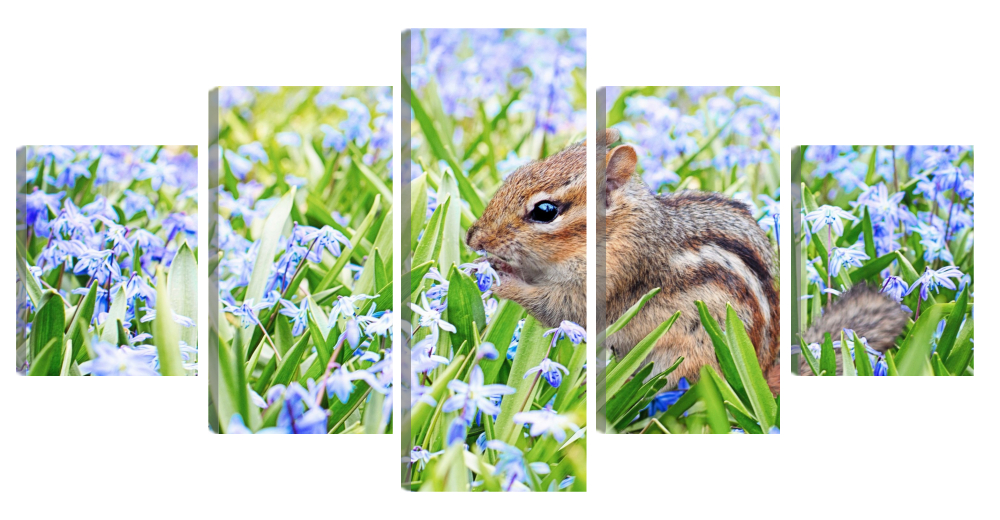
805 205 858 236
52 162 92 188
325 366 380 404
647 377 690 415
79 339 159 376
278 299 309 336
543 320 587 347
477 341 499 360
320 124 347 152
223 299 270 328
410 446 443 471
829 244 869 277
446 417 469 447
513 405 580 443
906 266 964 301
524 357 569 388
879 276 909 303
304 225 351 261
443 365 516 419
409 297 456 334
275 132 302 147
459 259 501 291
237 142 269 164
162 212 197 243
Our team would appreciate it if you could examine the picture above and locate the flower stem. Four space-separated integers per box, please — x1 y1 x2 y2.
257 319 281 363
315 333 349 408
826 226 833 311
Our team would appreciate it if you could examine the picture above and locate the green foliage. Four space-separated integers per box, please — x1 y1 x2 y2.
600 295 780 434
213 86 392 433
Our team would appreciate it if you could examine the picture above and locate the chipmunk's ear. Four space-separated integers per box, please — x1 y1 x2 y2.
605 128 621 147
605 144 637 195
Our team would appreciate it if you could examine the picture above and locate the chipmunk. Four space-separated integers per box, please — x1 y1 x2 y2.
601 129 780 394
798 283 908 375
465 137 588 330
467 129 780 394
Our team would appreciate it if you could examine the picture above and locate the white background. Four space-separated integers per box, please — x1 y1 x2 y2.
2 0 995 518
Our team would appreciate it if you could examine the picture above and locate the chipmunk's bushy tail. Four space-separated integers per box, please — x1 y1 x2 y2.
799 283 909 375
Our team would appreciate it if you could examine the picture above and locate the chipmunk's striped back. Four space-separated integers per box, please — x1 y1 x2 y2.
603 138 779 392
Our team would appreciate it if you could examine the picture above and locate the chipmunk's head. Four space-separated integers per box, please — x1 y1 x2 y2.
466 136 587 321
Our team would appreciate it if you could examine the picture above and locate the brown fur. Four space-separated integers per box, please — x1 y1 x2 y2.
466 139 588 328
799 283 909 375
468 129 780 395
603 138 780 394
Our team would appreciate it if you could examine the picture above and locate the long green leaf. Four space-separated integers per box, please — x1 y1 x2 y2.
936 285 969 362
695 300 749 407
154 265 185 376
607 287 660 337
724 304 776 431
31 294 65 375
606 311 681 400
168 241 198 348
244 187 296 318
494 317 550 445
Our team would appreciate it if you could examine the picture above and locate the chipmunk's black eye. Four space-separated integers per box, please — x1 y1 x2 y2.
529 201 559 223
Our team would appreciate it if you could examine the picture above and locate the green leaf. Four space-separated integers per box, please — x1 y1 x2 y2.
408 79 485 216
16 238 42 310
849 252 898 285
798 335 820 376
494 317 551 445
853 330 874 376
695 300 749 408
479 299 525 383
724 304 776 431
244 187 296 326
412 195 450 272
862 207 876 260
100 287 127 345
31 294 65 375
270 333 310 388
446 267 486 358
606 311 681 399
437 170 463 274
409 174 429 247
840 330 857 376
273 311 293 359
936 285 969 362
702 365 752 418
59 339 74 376
411 354 467 439
372 249 388 292
896 303 947 376
886 350 899 376
353 207 392 296
66 281 97 361
28 338 60 376
154 265 186 376
931 353 952 376
316 194 381 293
699 365 730 434
347 143 393 204
820 332 836 377
607 287 660 337
945 319 974 376
605 363 655 423
725 401 763 434
168 241 198 348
